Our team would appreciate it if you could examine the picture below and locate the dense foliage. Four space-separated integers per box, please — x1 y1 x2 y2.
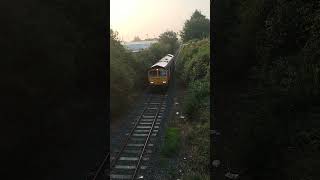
110 30 144 115
181 10 210 42
176 38 210 178
177 39 210 118
214 0 320 179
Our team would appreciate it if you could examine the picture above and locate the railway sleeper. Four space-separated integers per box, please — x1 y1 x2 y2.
142 115 162 118
131 122 161 126
134 129 159 133
114 165 147 170
119 157 150 161
127 143 154 147
110 174 132 179
121 149 152 154
110 152 152 162
110 168 147 178
136 125 159 129
129 138 156 144
132 133 157 137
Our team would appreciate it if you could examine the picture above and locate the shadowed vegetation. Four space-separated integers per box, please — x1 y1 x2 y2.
175 10 210 179
214 0 320 179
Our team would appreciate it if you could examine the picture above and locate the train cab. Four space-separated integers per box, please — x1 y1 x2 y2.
148 54 174 88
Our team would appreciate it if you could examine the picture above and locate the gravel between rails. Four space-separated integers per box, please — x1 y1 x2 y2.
143 76 178 180
110 92 151 154
109 87 174 180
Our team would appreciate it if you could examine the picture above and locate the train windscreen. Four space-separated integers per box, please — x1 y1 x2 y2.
149 70 158 77
159 70 167 76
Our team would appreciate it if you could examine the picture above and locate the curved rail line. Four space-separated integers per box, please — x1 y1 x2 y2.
92 153 110 180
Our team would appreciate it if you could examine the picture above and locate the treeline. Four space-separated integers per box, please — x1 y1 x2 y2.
1 1 107 179
214 0 320 179
110 30 179 116
176 10 210 179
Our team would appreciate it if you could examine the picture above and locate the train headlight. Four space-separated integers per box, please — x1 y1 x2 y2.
150 82 154 84
162 81 166 83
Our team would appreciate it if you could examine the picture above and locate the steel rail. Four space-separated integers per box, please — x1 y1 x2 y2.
109 95 153 169
131 95 165 180
92 95 152 180
92 153 110 180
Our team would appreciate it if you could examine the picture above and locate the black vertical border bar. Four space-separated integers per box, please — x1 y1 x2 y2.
106 0 110 179
210 0 214 179
211 0 222 179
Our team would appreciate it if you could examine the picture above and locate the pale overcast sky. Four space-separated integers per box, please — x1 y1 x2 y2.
110 0 210 42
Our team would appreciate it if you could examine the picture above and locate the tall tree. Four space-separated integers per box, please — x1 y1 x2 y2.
181 10 210 42
158 31 179 54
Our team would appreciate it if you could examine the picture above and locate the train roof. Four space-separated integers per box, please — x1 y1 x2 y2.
150 54 174 69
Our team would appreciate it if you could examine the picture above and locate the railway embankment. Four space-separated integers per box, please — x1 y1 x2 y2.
150 38 210 179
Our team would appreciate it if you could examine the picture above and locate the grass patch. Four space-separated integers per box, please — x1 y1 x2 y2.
159 156 169 168
161 128 181 157
182 173 210 180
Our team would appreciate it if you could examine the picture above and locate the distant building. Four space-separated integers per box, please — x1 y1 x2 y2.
122 40 158 53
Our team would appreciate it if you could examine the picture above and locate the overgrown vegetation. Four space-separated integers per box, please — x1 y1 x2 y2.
176 10 210 179
214 0 320 179
177 38 210 119
110 30 144 116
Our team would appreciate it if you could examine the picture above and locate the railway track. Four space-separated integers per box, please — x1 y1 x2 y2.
101 93 168 180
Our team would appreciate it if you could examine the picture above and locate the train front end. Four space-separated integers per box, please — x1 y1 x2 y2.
148 68 168 87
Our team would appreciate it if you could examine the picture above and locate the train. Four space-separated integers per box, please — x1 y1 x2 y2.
147 54 175 88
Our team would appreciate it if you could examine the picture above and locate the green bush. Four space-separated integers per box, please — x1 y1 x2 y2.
176 38 210 117
110 30 143 115
177 38 210 84
161 128 181 157
183 80 209 117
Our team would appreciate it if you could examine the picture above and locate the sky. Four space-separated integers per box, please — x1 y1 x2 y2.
110 0 210 42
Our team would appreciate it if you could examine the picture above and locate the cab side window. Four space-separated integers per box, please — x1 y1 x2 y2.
159 70 167 76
